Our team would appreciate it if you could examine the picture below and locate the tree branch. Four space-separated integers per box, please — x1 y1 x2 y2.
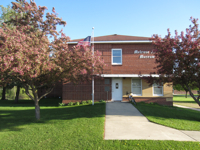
38 85 55 101
24 84 34 101
187 85 200 106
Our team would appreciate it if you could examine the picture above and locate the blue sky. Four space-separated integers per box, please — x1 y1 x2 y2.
1 0 200 40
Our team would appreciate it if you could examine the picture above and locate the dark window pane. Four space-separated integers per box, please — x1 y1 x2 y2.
105 79 110 84
116 83 119 89
105 86 110 91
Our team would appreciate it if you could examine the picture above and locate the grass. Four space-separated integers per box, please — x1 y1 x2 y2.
0 99 199 149
173 95 200 109
134 102 200 131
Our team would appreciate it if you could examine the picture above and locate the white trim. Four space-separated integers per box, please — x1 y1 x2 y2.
153 83 163 96
112 49 122 65
131 78 142 96
101 74 159 77
68 40 152 44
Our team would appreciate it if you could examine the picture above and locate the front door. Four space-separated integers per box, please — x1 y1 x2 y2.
112 78 122 101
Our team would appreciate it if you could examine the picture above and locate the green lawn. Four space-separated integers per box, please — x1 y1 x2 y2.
134 102 200 131
0 99 199 149
173 95 200 109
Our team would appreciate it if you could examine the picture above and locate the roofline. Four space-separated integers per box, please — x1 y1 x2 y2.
68 40 152 44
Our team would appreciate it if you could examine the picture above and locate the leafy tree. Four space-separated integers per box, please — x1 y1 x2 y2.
173 83 197 98
0 5 14 26
0 0 105 120
0 3 24 101
143 17 200 106
0 2 23 28
0 5 13 100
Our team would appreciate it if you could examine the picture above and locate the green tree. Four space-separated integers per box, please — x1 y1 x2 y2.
0 5 13 100
173 83 197 98
0 5 15 27
0 4 23 101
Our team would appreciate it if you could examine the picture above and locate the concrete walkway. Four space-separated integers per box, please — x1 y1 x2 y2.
104 102 200 141
173 104 200 112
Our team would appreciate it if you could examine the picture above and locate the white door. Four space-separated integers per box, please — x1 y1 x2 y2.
112 78 122 101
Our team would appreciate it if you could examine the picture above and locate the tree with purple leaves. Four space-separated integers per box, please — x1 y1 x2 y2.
143 17 200 106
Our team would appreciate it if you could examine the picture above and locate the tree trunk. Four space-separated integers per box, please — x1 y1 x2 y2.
1 87 6 100
185 91 187 98
187 86 200 106
35 99 40 120
24 83 41 120
15 86 20 103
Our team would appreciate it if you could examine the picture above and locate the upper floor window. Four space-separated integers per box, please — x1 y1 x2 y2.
153 83 163 96
112 49 122 65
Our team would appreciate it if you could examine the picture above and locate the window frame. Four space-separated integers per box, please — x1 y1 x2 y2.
111 49 122 65
131 78 142 96
153 83 163 96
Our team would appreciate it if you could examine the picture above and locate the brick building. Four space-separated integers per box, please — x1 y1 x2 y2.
61 34 173 106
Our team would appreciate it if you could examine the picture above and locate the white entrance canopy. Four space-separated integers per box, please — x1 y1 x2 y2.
100 74 159 77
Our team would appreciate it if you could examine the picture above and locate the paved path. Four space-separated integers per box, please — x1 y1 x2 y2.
173 104 200 112
104 102 200 141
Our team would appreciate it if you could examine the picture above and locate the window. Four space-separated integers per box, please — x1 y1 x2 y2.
104 86 110 91
112 49 122 65
116 83 119 89
104 79 110 92
153 83 163 96
104 79 110 84
131 79 142 96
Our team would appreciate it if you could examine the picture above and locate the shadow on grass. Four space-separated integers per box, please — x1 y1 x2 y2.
1 100 199 132
0 98 63 107
0 100 105 132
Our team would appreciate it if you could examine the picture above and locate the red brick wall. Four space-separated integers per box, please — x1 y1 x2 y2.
69 43 156 74
39 43 159 102
174 90 197 95
123 97 173 106
38 82 62 98
63 43 161 104
62 77 112 104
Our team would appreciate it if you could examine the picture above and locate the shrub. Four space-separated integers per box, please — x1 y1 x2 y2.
68 102 74 106
58 103 65 106
87 100 92 103
74 102 80 105
99 100 105 103
81 101 87 105
149 102 160 106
